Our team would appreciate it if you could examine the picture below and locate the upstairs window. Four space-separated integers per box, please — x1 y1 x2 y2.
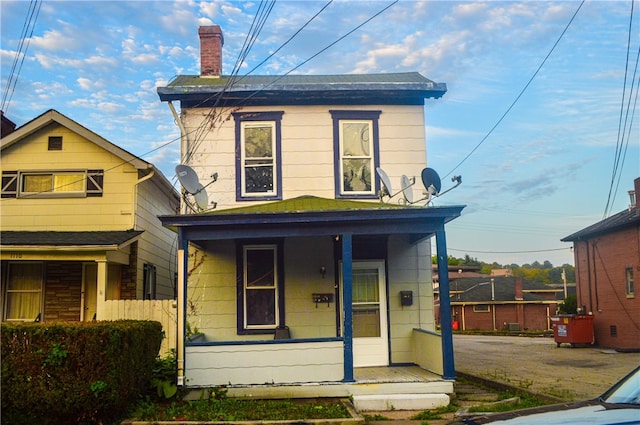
330 110 381 198
233 111 283 201
1 170 104 198
22 172 85 194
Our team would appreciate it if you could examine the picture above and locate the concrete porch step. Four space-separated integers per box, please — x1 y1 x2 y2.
352 393 450 411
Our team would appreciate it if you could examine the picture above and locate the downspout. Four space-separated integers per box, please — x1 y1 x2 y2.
168 101 189 215
168 101 188 163
592 240 600 312
585 241 593 313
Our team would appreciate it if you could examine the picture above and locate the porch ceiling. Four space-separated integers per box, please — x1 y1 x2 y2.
159 196 464 242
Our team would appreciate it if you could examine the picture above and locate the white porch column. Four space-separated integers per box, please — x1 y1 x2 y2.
95 260 107 320
176 232 187 386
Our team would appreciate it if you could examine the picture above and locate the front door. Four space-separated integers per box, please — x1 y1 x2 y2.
345 260 389 367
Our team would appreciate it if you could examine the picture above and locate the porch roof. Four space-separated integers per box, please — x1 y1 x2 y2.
0 230 143 247
159 196 464 242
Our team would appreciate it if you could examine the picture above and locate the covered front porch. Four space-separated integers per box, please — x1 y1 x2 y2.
159 196 464 394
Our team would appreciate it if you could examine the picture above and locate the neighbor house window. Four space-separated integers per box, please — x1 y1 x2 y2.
330 110 381 198
1 170 104 198
237 243 284 333
473 304 490 312
233 112 283 201
143 263 156 300
626 267 635 297
3 262 43 321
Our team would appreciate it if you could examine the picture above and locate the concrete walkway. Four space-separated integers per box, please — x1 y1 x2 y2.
453 334 640 401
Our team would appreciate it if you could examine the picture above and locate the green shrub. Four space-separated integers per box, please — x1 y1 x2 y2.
1 320 163 425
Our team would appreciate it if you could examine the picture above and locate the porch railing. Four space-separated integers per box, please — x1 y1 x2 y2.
412 328 444 375
101 299 177 356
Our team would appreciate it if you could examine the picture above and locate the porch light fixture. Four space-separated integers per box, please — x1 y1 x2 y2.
320 266 326 278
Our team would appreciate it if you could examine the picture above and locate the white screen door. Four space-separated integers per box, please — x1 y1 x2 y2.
344 260 389 367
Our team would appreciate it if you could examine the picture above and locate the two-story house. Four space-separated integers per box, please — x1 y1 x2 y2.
156 26 464 408
561 177 640 351
1 110 180 325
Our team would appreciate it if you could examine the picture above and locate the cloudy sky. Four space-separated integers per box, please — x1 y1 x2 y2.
1 0 638 267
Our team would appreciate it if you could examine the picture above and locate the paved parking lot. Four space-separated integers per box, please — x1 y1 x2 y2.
453 334 640 401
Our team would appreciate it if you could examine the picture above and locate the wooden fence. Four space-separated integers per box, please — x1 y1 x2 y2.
101 299 177 357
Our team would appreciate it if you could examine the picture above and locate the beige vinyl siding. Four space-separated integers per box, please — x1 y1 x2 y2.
187 237 339 341
185 340 344 386
135 177 180 299
387 235 434 364
283 237 336 339
181 104 427 210
186 240 239 340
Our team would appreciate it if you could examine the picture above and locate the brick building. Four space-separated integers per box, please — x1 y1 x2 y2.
561 178 640 351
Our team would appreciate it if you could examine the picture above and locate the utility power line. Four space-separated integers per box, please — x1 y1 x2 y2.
443 0 585 178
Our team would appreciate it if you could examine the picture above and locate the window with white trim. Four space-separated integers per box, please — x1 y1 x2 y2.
473 304 490 312
4 262 43 321
330 110 381 198
233 112 283 200
626 267 635 297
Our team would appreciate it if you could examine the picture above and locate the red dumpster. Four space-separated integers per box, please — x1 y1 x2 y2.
550 314 594 347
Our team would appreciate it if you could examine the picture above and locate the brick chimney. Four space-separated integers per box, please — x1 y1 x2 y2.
515 278 523 301
632 177 640 210
199 25 224 77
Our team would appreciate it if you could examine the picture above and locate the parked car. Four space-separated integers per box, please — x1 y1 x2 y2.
448 365 640 424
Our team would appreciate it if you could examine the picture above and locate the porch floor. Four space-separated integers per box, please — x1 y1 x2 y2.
354 366 442 383
219 366 453 400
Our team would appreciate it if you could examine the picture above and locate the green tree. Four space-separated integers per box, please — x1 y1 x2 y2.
558 295 577 314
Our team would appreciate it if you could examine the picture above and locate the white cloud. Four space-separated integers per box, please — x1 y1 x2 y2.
77 77 104 91
29 28 80 51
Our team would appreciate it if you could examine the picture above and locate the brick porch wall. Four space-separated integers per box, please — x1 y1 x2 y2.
44 261 82 321
120 241 138 299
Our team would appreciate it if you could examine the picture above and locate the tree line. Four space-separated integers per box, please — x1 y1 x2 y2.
433 254 575 285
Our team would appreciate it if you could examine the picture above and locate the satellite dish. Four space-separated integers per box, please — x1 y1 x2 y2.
194 183 209 211
421 168 442 196
416 167 462 205
175 164 219 213
376 167 393 199
175 164 201 194
400 175 414 204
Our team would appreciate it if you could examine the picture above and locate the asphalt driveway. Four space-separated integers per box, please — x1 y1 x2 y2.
453 334 640 401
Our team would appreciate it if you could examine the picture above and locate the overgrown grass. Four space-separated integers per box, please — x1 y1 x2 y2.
129 398 352 421
468 391 548 413
410 403 459 420
362 413 391 421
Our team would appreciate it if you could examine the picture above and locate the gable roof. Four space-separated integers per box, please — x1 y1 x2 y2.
0 109 177 196
561 206 640 242
158 72 446 107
